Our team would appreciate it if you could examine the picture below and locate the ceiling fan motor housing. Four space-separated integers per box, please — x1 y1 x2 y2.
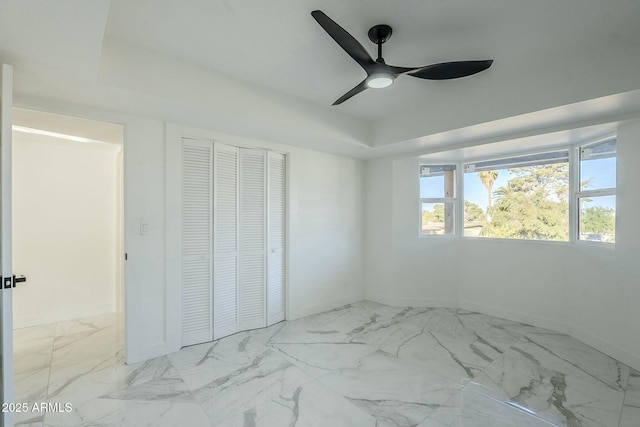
368 24 393 44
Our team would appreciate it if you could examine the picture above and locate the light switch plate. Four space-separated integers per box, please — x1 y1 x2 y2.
140 218 150 235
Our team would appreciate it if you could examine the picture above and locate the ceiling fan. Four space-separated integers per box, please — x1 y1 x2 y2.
311 10 493 105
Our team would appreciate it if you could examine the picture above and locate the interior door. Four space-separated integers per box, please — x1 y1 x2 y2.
267 151 286 326
212 143 239 340
238 148 267 331
180 138 214 346
0 63 14 427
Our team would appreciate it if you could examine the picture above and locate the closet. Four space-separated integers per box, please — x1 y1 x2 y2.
180 139 285 347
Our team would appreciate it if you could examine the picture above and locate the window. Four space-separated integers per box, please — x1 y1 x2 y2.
419 165 456 236
418 137 617 245
463 151 570 241
576 138 616 243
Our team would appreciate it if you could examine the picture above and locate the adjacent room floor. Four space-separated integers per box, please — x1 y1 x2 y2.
13 302 639 427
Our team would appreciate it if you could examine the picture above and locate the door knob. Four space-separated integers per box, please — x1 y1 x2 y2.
2 275 26 289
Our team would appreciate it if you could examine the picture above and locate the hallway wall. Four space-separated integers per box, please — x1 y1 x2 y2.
12 131 120 328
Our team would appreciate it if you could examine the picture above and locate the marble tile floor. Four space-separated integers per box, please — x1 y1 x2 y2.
12 302 639 427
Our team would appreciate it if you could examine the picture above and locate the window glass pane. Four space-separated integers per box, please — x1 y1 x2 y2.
419 165 456 198
463 160 569 241
579 195 616 243
580 140 616 191
463 199 486 236
421 202 454 236
420 175 444 198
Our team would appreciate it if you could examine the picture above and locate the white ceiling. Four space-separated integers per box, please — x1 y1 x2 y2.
103 0 640 120
2 0 640 158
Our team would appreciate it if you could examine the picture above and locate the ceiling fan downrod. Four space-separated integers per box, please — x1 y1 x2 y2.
368 24 392 63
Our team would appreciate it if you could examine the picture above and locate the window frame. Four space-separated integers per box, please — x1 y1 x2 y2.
462 148 571 243
417 134 617 247
572 137 617 246
418 164 458 238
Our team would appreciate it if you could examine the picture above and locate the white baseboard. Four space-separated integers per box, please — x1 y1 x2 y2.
289 294 364 320
459 300 569 334
13 303 116 329
367 293 458 308
568 325 640 373
125 341 168 365
458 300 640 372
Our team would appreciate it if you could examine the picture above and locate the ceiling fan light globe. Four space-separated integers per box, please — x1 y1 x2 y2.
366 73 394 89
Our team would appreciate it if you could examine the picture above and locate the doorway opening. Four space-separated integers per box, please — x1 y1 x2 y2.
10 108 124 423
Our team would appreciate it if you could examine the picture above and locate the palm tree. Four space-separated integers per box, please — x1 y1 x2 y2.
478 170 499 213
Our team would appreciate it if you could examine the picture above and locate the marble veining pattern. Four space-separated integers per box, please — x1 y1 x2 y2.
12 303 638 426
619 369 640 427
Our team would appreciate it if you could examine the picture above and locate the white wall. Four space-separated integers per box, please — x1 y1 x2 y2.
287 148 365 318
564 119 640 370
365 157 459 308
363 158 393 304
12 131 119 328
122 118 168 363
365 118 640 371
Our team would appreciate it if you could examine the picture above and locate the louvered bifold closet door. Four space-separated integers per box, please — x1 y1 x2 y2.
238 148 267 331
181 139 213 346
267 152 286 326
213 143 239 340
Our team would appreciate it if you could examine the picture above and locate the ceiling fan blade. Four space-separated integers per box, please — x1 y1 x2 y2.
388 65 421 76
409 60 493 80
312 10 375 71
332 79 369 105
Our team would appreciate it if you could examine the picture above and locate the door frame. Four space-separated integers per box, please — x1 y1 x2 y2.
6 103 127 367
1 62 15 427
